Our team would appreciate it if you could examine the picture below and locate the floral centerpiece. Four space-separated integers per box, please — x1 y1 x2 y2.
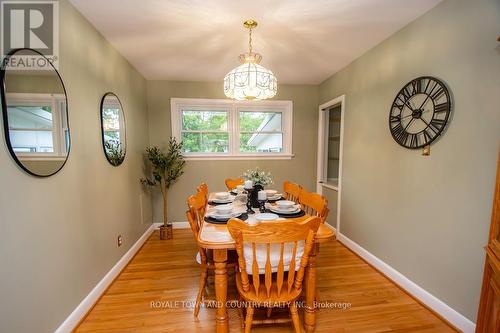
242 167 273 187
242 168 273 208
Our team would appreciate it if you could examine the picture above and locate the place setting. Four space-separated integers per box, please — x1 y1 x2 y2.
265 200 306 218
205 202 248 224
208 191 236 205
263 189 284 202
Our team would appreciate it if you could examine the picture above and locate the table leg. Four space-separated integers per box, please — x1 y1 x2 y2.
304 243 319 333
214 249 228 333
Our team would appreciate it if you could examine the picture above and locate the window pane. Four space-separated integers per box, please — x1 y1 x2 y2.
239 111 282 132
182 132 229 153
7 106 53 130
10 130 54 153
240 133 283 153
182 111 227 131
102 107 121 132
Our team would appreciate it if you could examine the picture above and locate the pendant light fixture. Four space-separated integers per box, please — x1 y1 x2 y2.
224 19 277 101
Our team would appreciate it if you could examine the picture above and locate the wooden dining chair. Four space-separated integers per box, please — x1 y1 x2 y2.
186 191 236 317
197 182 208 199
283 181 302 203
228 217 321 333
298 190 329 223
225 178 244 190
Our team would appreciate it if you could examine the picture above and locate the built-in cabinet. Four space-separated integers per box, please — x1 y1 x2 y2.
476 150 500 332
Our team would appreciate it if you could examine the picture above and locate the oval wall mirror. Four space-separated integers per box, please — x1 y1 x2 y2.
100 93 126 166
0 48 71 177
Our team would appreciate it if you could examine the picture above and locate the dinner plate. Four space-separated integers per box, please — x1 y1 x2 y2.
265 209 306 218
205 213 248 224
268 205 301 214
267 194 284 201
254 213 279 221
206 211 243 221
209 197 235 204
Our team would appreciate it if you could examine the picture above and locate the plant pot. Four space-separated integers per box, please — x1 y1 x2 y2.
159 224 173 240
250 184 264 208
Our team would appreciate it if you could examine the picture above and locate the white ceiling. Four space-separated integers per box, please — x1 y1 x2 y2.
69 0 442 84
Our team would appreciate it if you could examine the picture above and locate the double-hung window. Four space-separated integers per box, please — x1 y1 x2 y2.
171 98 293 160
6 93 68 160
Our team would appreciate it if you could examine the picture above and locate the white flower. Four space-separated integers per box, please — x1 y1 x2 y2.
241 167 273 186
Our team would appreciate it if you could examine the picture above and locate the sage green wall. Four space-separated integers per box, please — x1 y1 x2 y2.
0 1 149 332
319 0 500 321
146 81 318 222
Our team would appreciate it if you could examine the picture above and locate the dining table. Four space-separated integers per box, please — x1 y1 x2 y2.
197 192 335 333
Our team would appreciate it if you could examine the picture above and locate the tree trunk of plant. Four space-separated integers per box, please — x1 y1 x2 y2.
159 186 173 240
163 187 168 226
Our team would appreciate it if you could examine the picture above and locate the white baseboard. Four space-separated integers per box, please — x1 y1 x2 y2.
54 223 157 333
324 222 336 233
153 221 190 229
337 233 475 333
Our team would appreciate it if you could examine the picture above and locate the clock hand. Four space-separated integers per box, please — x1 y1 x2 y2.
396 96 415 112
419 117 437 134
400 109 430 121
416 82 437 110
403 118 414 131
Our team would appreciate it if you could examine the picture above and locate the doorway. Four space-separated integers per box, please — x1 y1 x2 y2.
316 95 345 232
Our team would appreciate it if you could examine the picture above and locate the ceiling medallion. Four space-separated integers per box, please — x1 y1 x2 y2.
224 19 277 101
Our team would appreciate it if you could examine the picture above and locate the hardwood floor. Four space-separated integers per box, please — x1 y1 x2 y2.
75 229 457 333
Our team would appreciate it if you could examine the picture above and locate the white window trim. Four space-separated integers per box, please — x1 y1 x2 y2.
6 92 67 160
171 98 293 160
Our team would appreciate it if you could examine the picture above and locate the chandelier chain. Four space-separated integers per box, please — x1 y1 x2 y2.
248 27 253 54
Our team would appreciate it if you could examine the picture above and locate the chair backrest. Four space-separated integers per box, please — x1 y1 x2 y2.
187 190 206 232
283 180 302 203
225 178 244 190
298 190 329 223
228 217 321 299
197 182 208 198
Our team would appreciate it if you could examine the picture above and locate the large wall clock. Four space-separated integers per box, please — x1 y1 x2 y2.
389 76 452 149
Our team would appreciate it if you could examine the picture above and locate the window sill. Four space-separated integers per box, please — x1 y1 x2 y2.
17 156 67 161
183 153 295 161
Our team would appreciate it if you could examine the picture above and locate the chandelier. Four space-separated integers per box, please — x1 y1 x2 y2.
224 20 277 101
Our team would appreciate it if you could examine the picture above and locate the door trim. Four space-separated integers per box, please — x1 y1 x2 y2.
316 95 345 233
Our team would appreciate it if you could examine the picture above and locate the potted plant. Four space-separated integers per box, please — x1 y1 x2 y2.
242 168 273 208
141 138 185 240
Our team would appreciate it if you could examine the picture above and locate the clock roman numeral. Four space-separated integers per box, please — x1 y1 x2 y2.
409 133 419 148
392 101 404 111
402 85 413 99
424 80 436 95
390 114 401 124
423 129 432 144
392 122 409 144
392 122 404 138
428 117 446 134
411 79 422 94
430 86 445 101
434 102 449 113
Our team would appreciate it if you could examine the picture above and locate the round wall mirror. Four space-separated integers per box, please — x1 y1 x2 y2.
0 48 71 177
100 93 126 166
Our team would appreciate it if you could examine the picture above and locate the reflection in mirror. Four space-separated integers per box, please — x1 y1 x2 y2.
1 48 70 177
100 93 126 166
